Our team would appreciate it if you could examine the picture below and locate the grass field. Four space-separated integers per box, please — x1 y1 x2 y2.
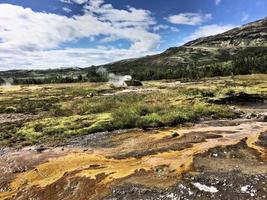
1 74 267 147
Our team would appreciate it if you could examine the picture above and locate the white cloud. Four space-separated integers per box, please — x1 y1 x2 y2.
166 13 212 25
0 2 161 70
241 13 249 22
0 47 160 71
73 0 88 4
152 25 179 32
182 24 236 43
62 7 72 13
215 0 222 5
60 0 72 4
60 0 88 4
84 1 156 29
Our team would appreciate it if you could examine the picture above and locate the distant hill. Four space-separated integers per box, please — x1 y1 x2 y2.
185 18 267 47
0 68 87 85
99 18 267 79
1 18 267 84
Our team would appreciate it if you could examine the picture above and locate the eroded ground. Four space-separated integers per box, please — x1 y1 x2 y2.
0 74 267 199
1 116 267 200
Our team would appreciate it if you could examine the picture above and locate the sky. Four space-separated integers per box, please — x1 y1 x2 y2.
0 0 266 71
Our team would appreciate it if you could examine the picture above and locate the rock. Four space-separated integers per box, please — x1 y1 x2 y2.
124 80 143 87
171 131 179 138
89 164 101 168
4 106 17 113
250 112 257 118
88 93 94 98
244 112 261 119
256 114 267 122
35 145 47 153
257 132 267 147
211 92 265 104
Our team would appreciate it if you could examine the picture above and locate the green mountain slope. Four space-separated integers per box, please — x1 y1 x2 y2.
1 18 267 83
99 17 267 79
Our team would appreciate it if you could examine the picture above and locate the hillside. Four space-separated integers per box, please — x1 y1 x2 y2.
185 18 267 47
0 18 267 84
99 17 267 79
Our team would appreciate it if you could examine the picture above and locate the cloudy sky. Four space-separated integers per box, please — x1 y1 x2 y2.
0 0 266 71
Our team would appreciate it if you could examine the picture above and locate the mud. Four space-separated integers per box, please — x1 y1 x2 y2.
0 114 39 124
56 129 141 148
257 131 267 148
0 104 267 199
211 92 266 104
102 88 163 96
105 140 267 200
105 172 267 200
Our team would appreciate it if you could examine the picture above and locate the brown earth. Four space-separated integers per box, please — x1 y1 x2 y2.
0 114 39 124
0 111 267 200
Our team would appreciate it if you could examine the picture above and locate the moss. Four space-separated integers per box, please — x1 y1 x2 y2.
4 106 17 113
1 74 265 147
16 113 112 143
138 113 163 129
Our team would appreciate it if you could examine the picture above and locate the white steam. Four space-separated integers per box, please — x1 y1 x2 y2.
108 74 132 88
0 78 13 87
96 67 108 77
96 67 132 88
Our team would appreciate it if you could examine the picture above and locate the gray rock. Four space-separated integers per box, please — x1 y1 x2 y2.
171 131 179 138
35 145 47 153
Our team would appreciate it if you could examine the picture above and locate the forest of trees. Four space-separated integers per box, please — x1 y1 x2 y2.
10 74 84 85
2 53 267 85
127 54 267 81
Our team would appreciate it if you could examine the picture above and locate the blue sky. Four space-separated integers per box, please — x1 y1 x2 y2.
0 0 266 70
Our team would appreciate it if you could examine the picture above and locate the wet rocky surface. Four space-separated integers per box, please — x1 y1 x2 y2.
105 140 267 200
257 131 267 148
105 172 267 200
210 92 266 104
1 103 267 200
54 129 135 149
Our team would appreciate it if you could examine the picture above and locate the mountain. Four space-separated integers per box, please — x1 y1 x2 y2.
185 18 267 47
99 17 267 77
1 18 267 83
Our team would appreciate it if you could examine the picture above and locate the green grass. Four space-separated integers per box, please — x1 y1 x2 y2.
15 113 112 145
112 101 237 129
1 74 266 147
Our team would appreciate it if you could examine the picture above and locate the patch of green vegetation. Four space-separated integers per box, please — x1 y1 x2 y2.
0 74 266 147
16 113 112 145
0 122 25 147
99 47 267 82
112 101 237 129
60 95 146 116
